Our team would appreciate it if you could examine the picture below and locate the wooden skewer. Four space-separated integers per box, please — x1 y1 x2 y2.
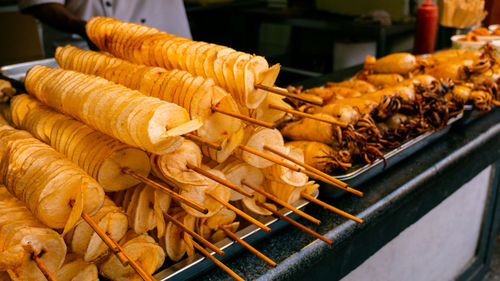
186 163 253 198
262 145 363 197
184 133 222 151
80 211 155 281
205 192 271 232
255 84 323 106
121 167 209 214
192 240 244 281
241 179 320 225
212 106 274 129
79 210 127 264
268 104 348 127
32 252 58 281
163 212 225 256
219 224 277 267
300 192 364 224
263 145 347 187
111 236 156 281
256 202 333 245
239 144 351 193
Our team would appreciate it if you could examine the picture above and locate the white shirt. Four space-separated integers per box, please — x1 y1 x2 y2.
19 0 192 56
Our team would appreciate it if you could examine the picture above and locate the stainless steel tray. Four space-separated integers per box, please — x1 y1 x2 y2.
320 114 463 198
1 58 58 82
1 59 320 281
155 189 318 281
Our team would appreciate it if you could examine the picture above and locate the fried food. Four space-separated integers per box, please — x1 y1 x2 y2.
100 231 165 281
150 140 206 189
216 158 264 201
196 208 239 242
55 254 99 281
55 45 242 145
66 198 127 261
0 186 66 280
372 53 418 75
25 65 202 154
286 141 352 173
86 17 280 109
239 127 288 168
179 168 231 218
262 145 308 187
0 80 15 103
10 94 151 191
0 125 104 232
281 113 339 144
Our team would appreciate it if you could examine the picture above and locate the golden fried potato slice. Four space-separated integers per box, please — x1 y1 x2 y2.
240 127 287 168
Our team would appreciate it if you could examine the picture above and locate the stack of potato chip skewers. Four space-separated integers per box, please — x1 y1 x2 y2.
0 17 369 281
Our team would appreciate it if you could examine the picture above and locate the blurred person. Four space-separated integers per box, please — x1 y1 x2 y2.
19 0 192 57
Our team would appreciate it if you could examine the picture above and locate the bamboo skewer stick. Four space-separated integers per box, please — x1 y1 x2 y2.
110 237 156 281
263 145 347 188
186 163 254 198
261 145 363 197
205 193 271 232
212 106 274 129
192 240 244 281
241 179 320 225
268 104 348 127
300 192 363 224
238 144 350 192
80 211 155 281
254 84 323 106
32 252 58 281
219 225 277 267
184 133 222 151
79 210 127 264
163 212 225 256
256 202 333 245
121 167 209 214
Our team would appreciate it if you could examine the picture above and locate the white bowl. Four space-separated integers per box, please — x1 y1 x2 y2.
451 35 500 57
489 24 499 32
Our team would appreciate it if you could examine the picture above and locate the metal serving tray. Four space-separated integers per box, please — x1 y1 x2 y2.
0 58 58 82
1 59 320 281
320 114 463 198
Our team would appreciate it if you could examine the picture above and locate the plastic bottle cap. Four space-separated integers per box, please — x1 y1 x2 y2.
420 0 437 10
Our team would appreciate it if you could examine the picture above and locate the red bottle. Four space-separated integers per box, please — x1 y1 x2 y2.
414 0 438 54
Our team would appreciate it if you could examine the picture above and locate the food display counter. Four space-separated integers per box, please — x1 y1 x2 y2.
199 77 500 280
1 14 500 281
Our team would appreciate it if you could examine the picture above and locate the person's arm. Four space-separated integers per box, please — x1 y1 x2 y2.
21 3 98 49
22 3 86 38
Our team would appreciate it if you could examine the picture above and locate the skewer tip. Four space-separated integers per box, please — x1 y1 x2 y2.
347 187 363 197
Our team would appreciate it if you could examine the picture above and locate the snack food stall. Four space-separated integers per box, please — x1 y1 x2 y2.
0 1 499 281
199 75 500 281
